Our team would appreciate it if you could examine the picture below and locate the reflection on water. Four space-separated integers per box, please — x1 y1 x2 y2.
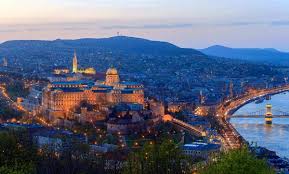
231 92 289 158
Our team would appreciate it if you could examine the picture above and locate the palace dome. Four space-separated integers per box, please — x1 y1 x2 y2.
106 67 118 75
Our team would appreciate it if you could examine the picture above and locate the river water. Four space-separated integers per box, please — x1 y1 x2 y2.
231 92 289 158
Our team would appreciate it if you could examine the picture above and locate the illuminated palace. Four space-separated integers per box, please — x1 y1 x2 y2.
42 53 144 123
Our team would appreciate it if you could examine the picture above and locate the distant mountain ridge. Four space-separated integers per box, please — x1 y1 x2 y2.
0 36 204 57
2 36 288 66
199 45 289 65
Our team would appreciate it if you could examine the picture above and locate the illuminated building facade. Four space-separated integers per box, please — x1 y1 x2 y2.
77 67 96 75
42 67 144 120
182 142 220 160
72 51 78 73
72 51 96 75
53 67 70 75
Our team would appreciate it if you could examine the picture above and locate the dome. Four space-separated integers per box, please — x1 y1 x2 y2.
106 67 118 75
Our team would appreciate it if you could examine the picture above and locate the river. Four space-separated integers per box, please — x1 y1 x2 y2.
231 92 289 158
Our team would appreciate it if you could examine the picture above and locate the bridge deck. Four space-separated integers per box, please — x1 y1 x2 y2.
232 115 289 118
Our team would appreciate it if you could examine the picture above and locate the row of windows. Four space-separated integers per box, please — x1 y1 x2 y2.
52 85 84 88
183 150 203 154
53 100 98 105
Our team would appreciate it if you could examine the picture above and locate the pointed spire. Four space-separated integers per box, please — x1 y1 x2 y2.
72 50 78 73
74 49 77 58
2 57 7 67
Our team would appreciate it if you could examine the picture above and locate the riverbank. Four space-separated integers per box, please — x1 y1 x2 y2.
251 145 289 173
230 91 289 158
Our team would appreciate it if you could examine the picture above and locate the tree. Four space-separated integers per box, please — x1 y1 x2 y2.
122 139 193 174
199 147 275 174
0 131 37 174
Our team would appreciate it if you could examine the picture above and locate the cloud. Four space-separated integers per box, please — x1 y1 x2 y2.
102 23 193 29
0 19 288 34
271 21 289 26
0 29 20 33
224 21 264 26
62 27 90 31
0 23 95 33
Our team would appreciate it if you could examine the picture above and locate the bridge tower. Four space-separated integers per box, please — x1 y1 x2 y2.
265 104 273 124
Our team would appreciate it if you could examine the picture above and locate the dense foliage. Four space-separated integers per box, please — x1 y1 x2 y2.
0 130 122 174
0 131 37 174
199 147 275 174
122 139 193 174
0 129 275 174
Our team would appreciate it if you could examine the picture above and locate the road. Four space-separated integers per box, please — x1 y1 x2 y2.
0 84 28 117
215 84 289 150
163 114 206 137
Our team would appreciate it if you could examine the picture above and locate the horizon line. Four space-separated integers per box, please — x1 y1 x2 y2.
0 35 287 52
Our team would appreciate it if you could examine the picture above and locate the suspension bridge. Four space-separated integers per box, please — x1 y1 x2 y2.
232 107 289 118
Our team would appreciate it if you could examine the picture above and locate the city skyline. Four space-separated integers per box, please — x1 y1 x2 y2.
1 1 289 173
1 0 289 51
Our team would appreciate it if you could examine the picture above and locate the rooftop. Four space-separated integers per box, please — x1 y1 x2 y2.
183 142 221 151
33 129 85 140
120 81 142 86
1 123 44 129
52 80 93 85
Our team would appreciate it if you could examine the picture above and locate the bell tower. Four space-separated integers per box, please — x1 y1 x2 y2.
72 50 78 73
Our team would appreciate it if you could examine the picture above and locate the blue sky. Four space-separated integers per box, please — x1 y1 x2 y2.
1 0 289 51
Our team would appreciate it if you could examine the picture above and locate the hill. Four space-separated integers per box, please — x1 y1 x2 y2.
199 45 289 65
0 36 204 57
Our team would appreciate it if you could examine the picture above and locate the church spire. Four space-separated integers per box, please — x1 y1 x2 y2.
74 50 77 58
2 57 7 67
72 50 78 73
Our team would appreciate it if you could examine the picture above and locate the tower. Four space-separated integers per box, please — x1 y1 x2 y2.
265 104 273 124
72 51 78 73
2 57 7 67
105 67 120 86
